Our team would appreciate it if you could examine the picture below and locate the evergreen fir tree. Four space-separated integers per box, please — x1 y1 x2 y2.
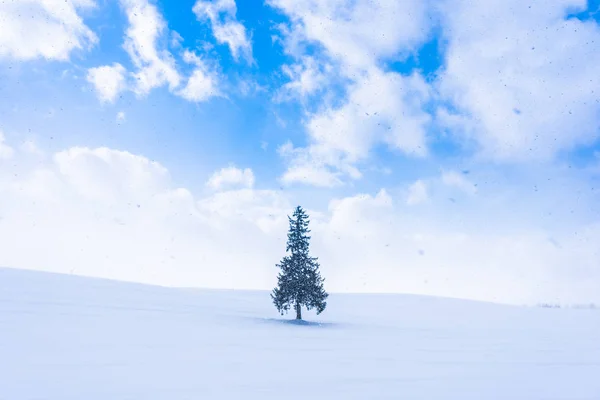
271 206 328 320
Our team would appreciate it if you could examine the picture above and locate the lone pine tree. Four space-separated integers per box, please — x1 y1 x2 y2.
271 206 328 320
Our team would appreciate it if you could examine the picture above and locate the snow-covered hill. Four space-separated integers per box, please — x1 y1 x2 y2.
1 267 599 399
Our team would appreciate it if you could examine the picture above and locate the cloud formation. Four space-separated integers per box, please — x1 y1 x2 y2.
406 180 429 206
270 0 600 186
2 0 599 307
83 0 225 103
0 131 14 159
120 0 181 95
206 165 255 190
437 0 600 161
441 171 477 195
1 137 599 305
87 63 127 103
193 0 253 63
0 0 97 61
269 0 433 185
268 0 429 71
178 50 220 102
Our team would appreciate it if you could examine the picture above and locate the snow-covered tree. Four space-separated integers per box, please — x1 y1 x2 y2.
271 206 328 320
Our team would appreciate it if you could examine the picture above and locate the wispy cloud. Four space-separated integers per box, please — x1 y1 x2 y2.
0 0 97 61
120 0 181 95
193 0 253 63
87 63 127 103
406 180 429 205
206 165 255 190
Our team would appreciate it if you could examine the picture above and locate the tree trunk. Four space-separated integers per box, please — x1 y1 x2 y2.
295 303 302 320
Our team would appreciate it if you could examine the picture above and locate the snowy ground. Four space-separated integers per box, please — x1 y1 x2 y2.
1 268 599 399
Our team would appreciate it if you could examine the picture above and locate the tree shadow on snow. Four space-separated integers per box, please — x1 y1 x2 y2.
257 317 342 328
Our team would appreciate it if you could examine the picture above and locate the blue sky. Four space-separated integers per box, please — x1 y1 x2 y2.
0 0 599 304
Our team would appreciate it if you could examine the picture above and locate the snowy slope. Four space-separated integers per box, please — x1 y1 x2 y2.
1 267 599 400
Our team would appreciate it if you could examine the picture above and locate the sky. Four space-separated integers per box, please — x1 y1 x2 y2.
0 0 599 305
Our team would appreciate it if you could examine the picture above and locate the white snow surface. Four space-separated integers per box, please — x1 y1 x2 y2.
1 267 599 399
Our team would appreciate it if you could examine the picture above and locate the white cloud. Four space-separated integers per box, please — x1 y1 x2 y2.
277 142 343 187
269 0 433 186
325 189 393 238
271 0 600 191
0 0 97 61
179 69 218 102
170 30 184 48
54 147 170 204
178 50 220 102
314 184 600 304
309 71 430 160
276 56 332 101
273 111 287 128
406 180 429 205
0 131 14 159
268 0 429 72
116 111 126 123
193 0 253 63
0 144 288 289
281 163 342 188
281 70 431 185
238 78 266 97
0 137 599 304
441 170 477 195
437 0 600 161
86 63 127 103
197 188 289 233
20 139 43 156
120 0 181 95
206 165 255 190
86 3 221 103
